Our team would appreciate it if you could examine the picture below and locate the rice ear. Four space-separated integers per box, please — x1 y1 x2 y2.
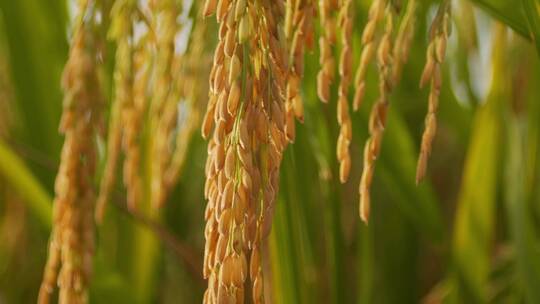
358 2 396 224
416 2 451 184
39 1 105 302
202 1 290 302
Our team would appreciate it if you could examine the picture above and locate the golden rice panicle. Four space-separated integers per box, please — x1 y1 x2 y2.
39 1 104 303
148 2 203 208
352 0 386 111
317 0 337 103
95 100 122 220
202 0 288 302
96 0 136 220
249 1 288 302
336 0 353 183
150 0 181 208
358 4 395 224
392 0 417 83
121 14 152 214
202 0 249 302
284 0 315 142
39 230 61 304
416 1 451 184
164 19 212 193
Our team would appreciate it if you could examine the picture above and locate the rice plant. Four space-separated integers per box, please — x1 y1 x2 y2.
0 0 539 303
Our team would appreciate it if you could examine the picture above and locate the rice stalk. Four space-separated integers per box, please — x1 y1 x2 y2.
317 0 337 103
163 16 211 194
201 0 289 302
392 0 417 83
284 0 314 142
352 0 386 111
96 0 202 217
96 0 136 220
122 15 151 214
150 0 182 208
416 1 451 184
149 0 204 208
38 0 105 302
201 0 252 301
358 3 396 223
336 0 353 183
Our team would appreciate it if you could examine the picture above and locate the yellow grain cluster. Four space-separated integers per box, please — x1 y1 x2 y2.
357 1 397 223
150 0 182 208
416 1 451 183
201 0 289 302
317 0 337 102
96 0 138 219
150 1 208 208
122 19 150 212
284 0 315 142
352 0 385 111
163 19 211 194
36 0 455 301
39 1 104 302
147 0 207 209
96 0 206 219
392 0 417 83
336 0 354 183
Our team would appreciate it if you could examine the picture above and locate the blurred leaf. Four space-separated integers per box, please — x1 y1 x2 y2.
271 126 330 304
521 0 540 55
287 49 347 304
91 261 138 304
0 0 66 159
129 110 162 304
369 174 419 304
504 117 540 304
450 26 507 303
379 110 445 243
0 139 51 228
271 194 302 304
470 0 530 39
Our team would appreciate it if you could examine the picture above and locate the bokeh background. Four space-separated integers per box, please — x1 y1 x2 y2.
1 0 540 303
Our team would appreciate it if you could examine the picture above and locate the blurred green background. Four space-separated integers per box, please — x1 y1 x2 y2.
1 0 540 303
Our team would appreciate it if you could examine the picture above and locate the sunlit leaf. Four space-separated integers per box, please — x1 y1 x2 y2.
0 139 51 228
521 0 540 55
450 26 508 303
470 0 530 39
504 117 540 304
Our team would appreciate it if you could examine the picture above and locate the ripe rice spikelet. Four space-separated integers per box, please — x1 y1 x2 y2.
392 0 417 83
150 0 182 208
283 0 314 142
352 0 386 111
358 3 396 223
96 0 136 219
317 0 337 103
163 17 211 193
416 1 451 183
39 1 105 302
336 0 353 183
201 0 288 302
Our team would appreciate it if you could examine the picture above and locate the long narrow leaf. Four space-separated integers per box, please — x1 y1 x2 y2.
469 0 530 39
504 117 540 303
521 0 540 55
0 139 51 228
450 26 507 303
